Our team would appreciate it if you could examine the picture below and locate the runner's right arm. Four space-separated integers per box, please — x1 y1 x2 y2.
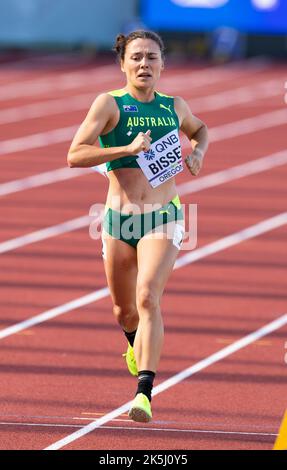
67 94 151 168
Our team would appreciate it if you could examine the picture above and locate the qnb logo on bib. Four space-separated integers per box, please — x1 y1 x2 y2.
136 129 183 188
144 149 156 161
171 0 229 8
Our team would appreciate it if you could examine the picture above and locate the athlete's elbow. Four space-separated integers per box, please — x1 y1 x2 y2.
67 148 79 168
190 122 208 142
197 122 208 135
67 155 76 168
203 122 208 134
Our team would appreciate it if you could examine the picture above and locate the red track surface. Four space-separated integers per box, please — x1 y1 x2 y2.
0 55 286 450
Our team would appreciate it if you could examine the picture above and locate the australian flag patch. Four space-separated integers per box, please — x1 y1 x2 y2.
123 105 138 112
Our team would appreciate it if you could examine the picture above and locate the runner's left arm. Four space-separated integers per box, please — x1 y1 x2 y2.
174 96 209 176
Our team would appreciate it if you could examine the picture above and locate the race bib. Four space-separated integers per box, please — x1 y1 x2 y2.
136 129 183 188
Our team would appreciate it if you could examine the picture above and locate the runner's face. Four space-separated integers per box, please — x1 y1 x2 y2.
121 38 163 89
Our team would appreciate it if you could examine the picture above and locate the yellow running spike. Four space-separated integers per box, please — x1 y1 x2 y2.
129 393 152 423
122 344 138 377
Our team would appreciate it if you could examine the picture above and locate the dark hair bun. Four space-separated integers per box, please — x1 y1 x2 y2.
114 34 126 55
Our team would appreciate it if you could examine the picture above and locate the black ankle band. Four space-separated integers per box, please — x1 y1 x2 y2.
136 370 156 402
123 329 137 347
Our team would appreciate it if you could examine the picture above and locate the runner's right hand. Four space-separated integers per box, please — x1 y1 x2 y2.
127 130 152 154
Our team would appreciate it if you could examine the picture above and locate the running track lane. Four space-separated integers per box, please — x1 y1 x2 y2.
0 60 286 449
1 222 286 448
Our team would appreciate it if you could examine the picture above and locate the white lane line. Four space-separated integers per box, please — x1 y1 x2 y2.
0 106 286 200
0 149 286 253
209 108 287 142
174 212 287 269
0 65 120 101
43 312 287 450
0 167 88 197
0 53 93 73
0 78 282 126
0 109 284 196
0 57 268 102
0 211 286 341
0 215 91 254
0 92 95 125
190 79 283 112
91 426 277 438
0 421 277 437
148 58 270 94
178 149 287 196
0 288 109 340
0 107 285 158
0 421 80 429
0 125 77 155
0 413 276 431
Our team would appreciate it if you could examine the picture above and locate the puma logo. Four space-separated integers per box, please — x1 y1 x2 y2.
160 103 173 115
159 204 171 215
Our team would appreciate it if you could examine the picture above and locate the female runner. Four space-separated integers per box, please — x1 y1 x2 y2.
68 30 208 423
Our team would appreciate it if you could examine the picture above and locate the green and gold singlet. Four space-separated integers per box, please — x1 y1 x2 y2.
98 88 180 172
98 88 184 250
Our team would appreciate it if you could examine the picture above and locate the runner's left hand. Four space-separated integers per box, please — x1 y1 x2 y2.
185 148 204 176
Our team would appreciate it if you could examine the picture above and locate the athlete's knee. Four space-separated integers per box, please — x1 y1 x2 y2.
113 304 138 324
136 284 160 313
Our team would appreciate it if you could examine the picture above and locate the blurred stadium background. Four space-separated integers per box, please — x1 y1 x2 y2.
0 0 286 62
